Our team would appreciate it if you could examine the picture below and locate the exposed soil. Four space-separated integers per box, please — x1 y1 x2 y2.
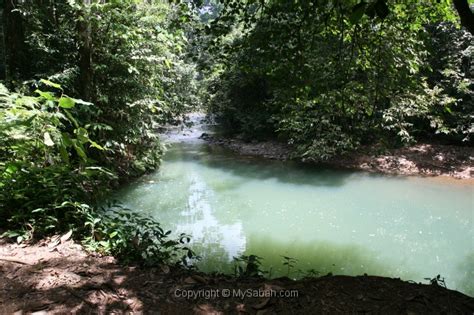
201 134 473 179
1 237 473 314
328 143 473 179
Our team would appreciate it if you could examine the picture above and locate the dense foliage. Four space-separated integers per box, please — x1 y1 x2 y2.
1 0 473 267
0 0 199 265
5 1 201 176
203 0 473 160
0 81 108 234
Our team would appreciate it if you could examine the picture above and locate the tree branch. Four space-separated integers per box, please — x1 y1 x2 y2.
453 0 474 35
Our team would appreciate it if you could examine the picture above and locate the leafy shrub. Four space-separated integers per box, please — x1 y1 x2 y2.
83 203 196 267
8 1 203 179
205 1 470 160
0 82 112 236
0 82 195 267
1 0 204 266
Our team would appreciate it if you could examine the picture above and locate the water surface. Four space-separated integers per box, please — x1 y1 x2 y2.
112 118 474 296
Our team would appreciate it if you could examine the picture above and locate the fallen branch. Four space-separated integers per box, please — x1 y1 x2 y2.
0 257 32 265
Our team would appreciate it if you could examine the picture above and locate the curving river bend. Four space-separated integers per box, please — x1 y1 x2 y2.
111 114 474 296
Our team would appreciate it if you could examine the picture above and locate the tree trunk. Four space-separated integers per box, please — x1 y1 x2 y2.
453 0 474 35
77 0 92 101
0 6 6 80
3 0 27 83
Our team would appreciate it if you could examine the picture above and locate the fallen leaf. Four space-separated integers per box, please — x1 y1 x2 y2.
60 230 73 243
47 236 60 248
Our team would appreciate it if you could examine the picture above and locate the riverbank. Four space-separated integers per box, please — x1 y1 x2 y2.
1 238 473 314
201 134 473 179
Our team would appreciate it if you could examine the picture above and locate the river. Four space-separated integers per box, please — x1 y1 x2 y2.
110 114 474 296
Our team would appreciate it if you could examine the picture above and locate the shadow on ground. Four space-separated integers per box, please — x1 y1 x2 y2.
1 239 473 314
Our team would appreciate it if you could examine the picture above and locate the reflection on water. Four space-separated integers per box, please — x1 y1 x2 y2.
177 171 246 262
111 121 474 296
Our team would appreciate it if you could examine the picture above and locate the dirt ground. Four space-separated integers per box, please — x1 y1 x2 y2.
202 134 473 179
1 237 473 314
328 143 473 179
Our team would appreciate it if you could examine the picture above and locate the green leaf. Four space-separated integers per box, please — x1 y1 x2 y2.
1 231 20 238
59 144 70 163
75 127 89 144
73 141 87 161
63 109 79 128
59 97 75 109
89 140 104 150
85 166 115 177
23 114 37 127
40 79 62 90
5 164 18 174
61 133 73 147
35 90 56 101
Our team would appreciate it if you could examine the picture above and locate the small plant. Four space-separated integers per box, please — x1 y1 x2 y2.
232 254 266 278
0 229 32 244
282 255 298 277
424 274 447 288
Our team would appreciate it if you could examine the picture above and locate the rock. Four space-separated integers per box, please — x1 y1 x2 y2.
199 133 210 140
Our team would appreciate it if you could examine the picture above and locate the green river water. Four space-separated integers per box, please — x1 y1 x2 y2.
111 116 474 296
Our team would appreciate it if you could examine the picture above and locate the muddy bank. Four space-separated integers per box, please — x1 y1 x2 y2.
1 238 473 314
201 134 473 179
